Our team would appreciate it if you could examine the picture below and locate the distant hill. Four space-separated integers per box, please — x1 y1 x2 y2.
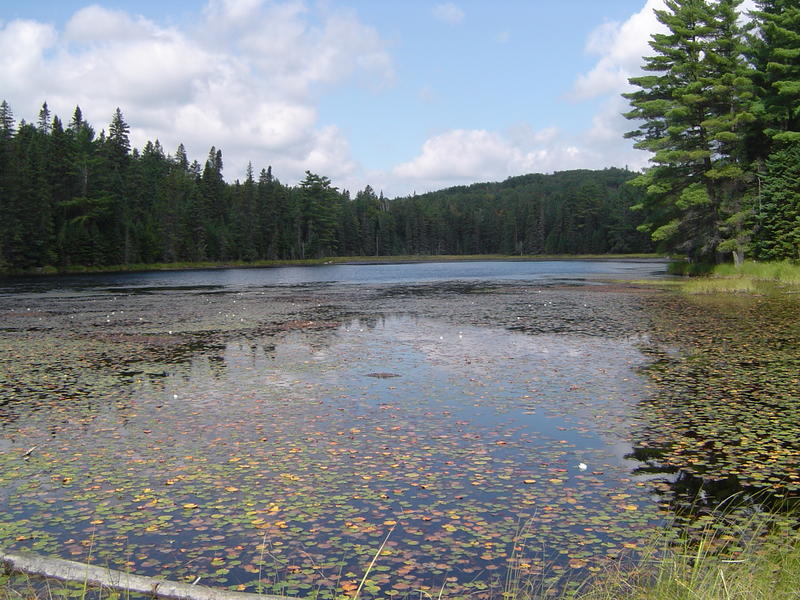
381 168 652 256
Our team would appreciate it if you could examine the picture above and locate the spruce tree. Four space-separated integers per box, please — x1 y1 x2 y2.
748 1 800 259
750 0 800 144
755 144 800 259
37 102 51 135
0 100 15 139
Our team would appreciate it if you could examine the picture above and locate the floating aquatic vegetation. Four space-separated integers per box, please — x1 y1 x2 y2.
1 277 797 598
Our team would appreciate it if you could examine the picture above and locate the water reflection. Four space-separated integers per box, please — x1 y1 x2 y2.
0 313 668 596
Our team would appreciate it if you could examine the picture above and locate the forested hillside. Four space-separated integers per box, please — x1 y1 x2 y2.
387 170 651 256
0 103 651 272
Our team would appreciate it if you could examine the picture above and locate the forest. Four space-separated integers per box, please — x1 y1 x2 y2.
0 102 652 271
0 0 798 272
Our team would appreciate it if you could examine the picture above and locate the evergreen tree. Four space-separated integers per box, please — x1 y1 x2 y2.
174 143 189 172
231 163 257 260
0 101 657 271
0 100 15 140
755 144 800 259
750 0 800 144
624 0 756 263
37 102 51 135
199 146 229 259
298 172 340 258
0 101 15 267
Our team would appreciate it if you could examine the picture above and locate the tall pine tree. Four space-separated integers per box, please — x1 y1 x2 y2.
624 0 756 263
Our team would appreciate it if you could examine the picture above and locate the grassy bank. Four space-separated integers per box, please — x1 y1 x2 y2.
567 521 800 600
667 260 800 294
0 254 664 277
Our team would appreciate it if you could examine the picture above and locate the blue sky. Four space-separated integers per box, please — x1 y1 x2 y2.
0 0 680 196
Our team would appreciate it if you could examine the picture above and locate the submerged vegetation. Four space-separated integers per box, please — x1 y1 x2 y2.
1 266 799 598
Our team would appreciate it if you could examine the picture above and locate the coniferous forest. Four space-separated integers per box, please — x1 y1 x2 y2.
0 102 652 272
0 0 797 272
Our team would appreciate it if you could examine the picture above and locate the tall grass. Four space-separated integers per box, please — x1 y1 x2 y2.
674 260 800 294
681 277 759 294
712 260 800 285
568 523 800 600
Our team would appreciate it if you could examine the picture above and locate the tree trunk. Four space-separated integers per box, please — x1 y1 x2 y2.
733 246 744 267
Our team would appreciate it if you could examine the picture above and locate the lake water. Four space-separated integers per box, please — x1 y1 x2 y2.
0 259 668 295
0 259 673 597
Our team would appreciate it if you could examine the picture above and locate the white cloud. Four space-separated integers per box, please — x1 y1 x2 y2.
552 0 675 178
0 0 694 198
418 85 439 104
203 0 268 24
0 19 57 91
570 0 667 102
572 0 757 105
432 3 465 25
387 128 593 194
0 1 392 186
65 5 158 42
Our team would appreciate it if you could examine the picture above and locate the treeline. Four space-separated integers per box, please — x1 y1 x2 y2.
0 102 652 271
624 0 800 264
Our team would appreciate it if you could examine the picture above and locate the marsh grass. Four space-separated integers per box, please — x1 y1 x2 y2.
681 277 759 295
712 261 800 285
674 260 800 295
566 521 800 600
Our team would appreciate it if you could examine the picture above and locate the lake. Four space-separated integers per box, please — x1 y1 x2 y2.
0 258 668 295
9 258 772 597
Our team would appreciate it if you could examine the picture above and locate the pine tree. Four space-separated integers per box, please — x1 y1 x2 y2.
107 107 131 164
624 0 756 263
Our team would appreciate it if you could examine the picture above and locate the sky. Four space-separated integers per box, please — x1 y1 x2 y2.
0 0 709 197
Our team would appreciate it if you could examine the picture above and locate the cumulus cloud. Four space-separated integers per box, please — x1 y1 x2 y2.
0 19 57 91
65 5 158 42
0 1 393 185
0 0 693 198
542 0 675 179
432 3 465 25
387 128 600 194
570 0 667 102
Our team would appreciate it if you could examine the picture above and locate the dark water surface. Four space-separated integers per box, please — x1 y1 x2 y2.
0 259 668 295
1 261 677 596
